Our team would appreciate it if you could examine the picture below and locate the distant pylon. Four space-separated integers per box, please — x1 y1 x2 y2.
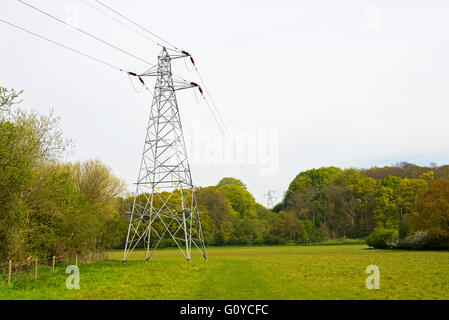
123 47 207 262
264 190 277 209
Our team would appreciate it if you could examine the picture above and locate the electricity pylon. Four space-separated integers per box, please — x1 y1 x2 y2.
264 190 277 209
123 47 207 262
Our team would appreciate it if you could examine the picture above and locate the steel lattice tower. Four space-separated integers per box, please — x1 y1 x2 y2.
123 47 207 262
264 190 277 209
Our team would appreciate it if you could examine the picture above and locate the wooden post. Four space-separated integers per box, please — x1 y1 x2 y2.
75 254 78 266
52 256 55 271
8 260 12 285
34 257 38 280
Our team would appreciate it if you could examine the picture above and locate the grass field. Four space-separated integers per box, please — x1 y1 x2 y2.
1 244 449 299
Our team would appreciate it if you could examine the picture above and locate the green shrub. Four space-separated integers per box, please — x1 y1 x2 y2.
365 228 395 249
389 230 449 250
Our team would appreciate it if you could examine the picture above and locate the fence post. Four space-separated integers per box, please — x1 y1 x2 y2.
52 256 55 272
34 257 38 280
75 254 78 266
8 260 12 285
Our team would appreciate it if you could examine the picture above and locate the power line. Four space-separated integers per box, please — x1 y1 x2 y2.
177 63 266 194
201 96 265 195
75 1 190 83
190 143 225 180
170 54 266 194
190 64 266 195
1 5 227 188
0 17 123 72
77 2 251 177
8 0 265 195
16 0 155 67
177 59 266 194
93 0 180 51
174 58 265 194
140 56 257 191
79 0 159 46
0 16 160 97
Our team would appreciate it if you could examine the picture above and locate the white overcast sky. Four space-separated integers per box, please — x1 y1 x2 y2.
1 0 449 204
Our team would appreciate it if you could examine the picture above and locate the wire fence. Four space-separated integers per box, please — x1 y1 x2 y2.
0 251 108 284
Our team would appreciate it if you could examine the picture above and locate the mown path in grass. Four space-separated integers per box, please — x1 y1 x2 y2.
1 245 449 299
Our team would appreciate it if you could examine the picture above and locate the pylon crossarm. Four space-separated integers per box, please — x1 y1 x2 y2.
172 82 199 92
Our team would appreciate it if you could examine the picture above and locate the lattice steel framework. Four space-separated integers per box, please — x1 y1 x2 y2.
123 47 207 262
264 190 277 209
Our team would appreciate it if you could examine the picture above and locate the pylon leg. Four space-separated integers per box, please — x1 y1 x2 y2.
145 223 152 261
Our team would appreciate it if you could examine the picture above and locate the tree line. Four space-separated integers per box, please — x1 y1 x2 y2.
272 164 449 249
0 88 127 261
2 87 448 261
176 164 449 250
118 164 449 250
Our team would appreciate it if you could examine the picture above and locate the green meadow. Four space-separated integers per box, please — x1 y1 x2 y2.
1 245 449 300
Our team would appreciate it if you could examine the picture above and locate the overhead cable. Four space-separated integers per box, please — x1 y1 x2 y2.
16 0 155 67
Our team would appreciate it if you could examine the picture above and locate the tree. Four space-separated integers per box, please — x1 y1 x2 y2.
229 215 260 245
0 87 22 112
395 177 428 236
321 185 358 239
0 89 72 259
218 184 257 218
71 159 125 204
0 88 127 259
373 176 402 229
271 211 301 243
283 167 343 229
23 163 90 256
413 179 449 244
196 186 235 245
286 167 342 196
216 177 257 218
216 177 247 190
71 160 127 249
348 176 377 236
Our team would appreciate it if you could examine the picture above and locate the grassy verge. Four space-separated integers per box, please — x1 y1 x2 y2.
1 245 448 299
